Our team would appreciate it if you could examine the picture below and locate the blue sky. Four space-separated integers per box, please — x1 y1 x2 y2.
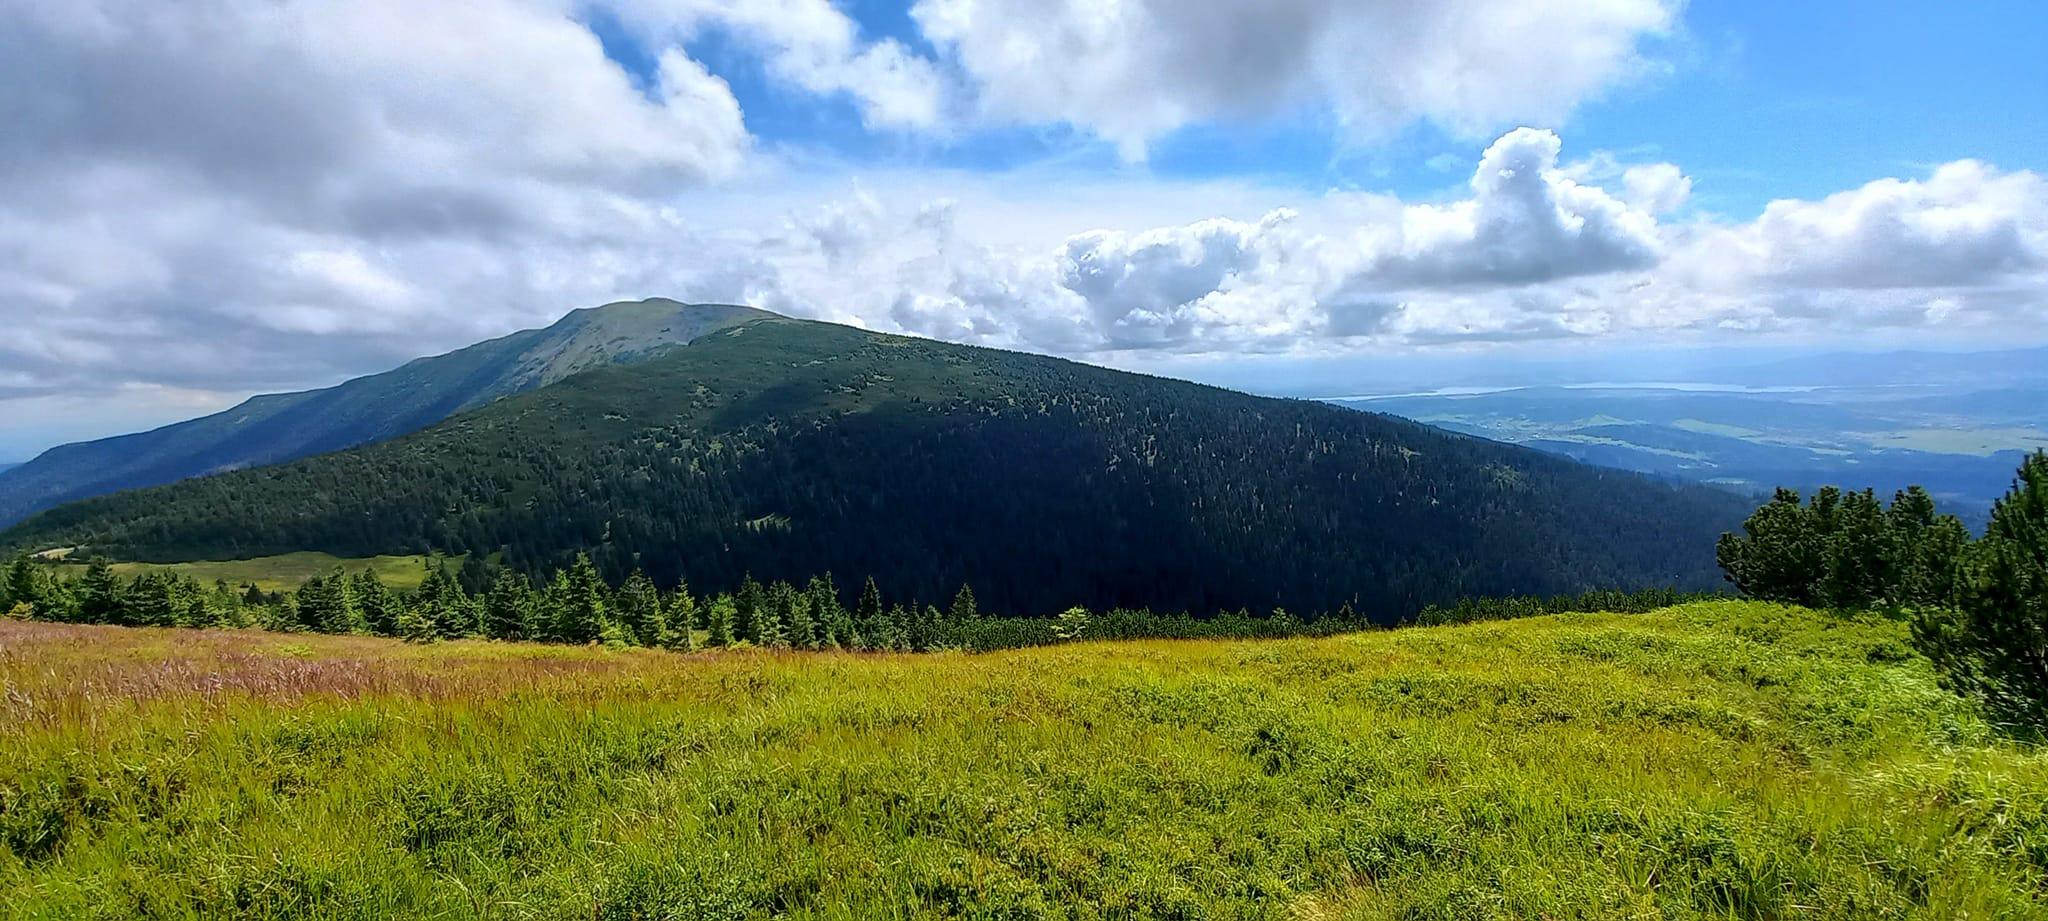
590 0 2047 213
1 0 2043 458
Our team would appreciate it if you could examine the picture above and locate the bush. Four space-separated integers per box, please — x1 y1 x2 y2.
1912 451 2048 736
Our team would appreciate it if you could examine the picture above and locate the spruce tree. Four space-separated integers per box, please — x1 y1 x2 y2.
853 577 885 651
483 570 534 641
129 572 180 628
559 553 609 644
780 582 816 650
398 601 439 643
411 567 470 638
77 559 124 625
747 580 786 647
296 572 362 634
734 574 765 645
2 557 32 613
180 592 213 629
352 570 399 636
538 570 573 643
807 575 845 649
616 569 662 647
705 593 736 648
661 587 697 652
950 583 977 623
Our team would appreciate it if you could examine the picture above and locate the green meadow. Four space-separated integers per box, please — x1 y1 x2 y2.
63 551 458 593
2 601 2043 919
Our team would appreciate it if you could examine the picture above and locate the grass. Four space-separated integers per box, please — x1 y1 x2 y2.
53 551 461 592
1 601 2043 919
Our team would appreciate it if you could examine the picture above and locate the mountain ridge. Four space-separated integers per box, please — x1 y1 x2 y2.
4 314 1750 619
0 299 770 526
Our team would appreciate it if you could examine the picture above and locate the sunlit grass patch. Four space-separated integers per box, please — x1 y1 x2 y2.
1 602 2043 919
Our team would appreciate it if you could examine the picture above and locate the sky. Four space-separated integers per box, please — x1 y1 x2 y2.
2 0 2044 459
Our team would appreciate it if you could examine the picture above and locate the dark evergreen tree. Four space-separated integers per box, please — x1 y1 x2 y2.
616 569 663 647
950 583 977 624
77 559 124 625
558 553 609 644
352 570 400 636
734 574 765 645
1821 489 1889 609
455 554 496 595
1884 486 1969 608
1914 451 2048 735
705 592 735 647
779 581 816 650
746 579 786 647
128 572 181 628
807 574 845 649
1 557 28 613
914 604 942 651
1717 488 1826 606
483 570 535 641
297 571 362 634
853 577 885 651
535 570 571 642
661 586 696 652
413 566 470 639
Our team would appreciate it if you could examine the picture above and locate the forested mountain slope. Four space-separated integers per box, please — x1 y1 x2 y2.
0 299 767 526
3 316 1750 619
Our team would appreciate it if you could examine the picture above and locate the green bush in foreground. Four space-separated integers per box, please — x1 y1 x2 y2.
1718 451 2048 737
1914 451 2048 737
1 601 2043 919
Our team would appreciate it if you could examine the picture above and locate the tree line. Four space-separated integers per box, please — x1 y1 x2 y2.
1 555 1396 652
1716 451 2048 736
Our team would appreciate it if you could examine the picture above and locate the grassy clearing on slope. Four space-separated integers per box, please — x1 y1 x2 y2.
1 602 2044 919
51 551 462 592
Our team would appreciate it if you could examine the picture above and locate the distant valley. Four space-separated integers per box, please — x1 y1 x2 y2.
1320 348 2048 529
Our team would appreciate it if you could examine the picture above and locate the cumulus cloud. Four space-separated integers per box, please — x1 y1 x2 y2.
605 0 946 130
0 0 757 397
1674 160 2046 290
1345 128 1665 289
1056 212 1308 347
911 0 1678 157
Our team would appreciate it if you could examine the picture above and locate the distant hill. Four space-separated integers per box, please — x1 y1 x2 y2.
0 299 769 526
4 314 1749 619
1345 381 2046 529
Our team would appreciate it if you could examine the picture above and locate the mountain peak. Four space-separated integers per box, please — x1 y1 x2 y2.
0 298 774 526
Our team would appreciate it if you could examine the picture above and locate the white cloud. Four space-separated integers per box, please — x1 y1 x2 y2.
0 0 752 397
1055 212 1308 347
911 0 1678 158
1344 128 1665 289
1675 160 2045 290
606 0 946 131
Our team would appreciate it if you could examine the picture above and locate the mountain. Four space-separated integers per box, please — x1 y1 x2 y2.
2 312 1751 619
0 299 769 526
